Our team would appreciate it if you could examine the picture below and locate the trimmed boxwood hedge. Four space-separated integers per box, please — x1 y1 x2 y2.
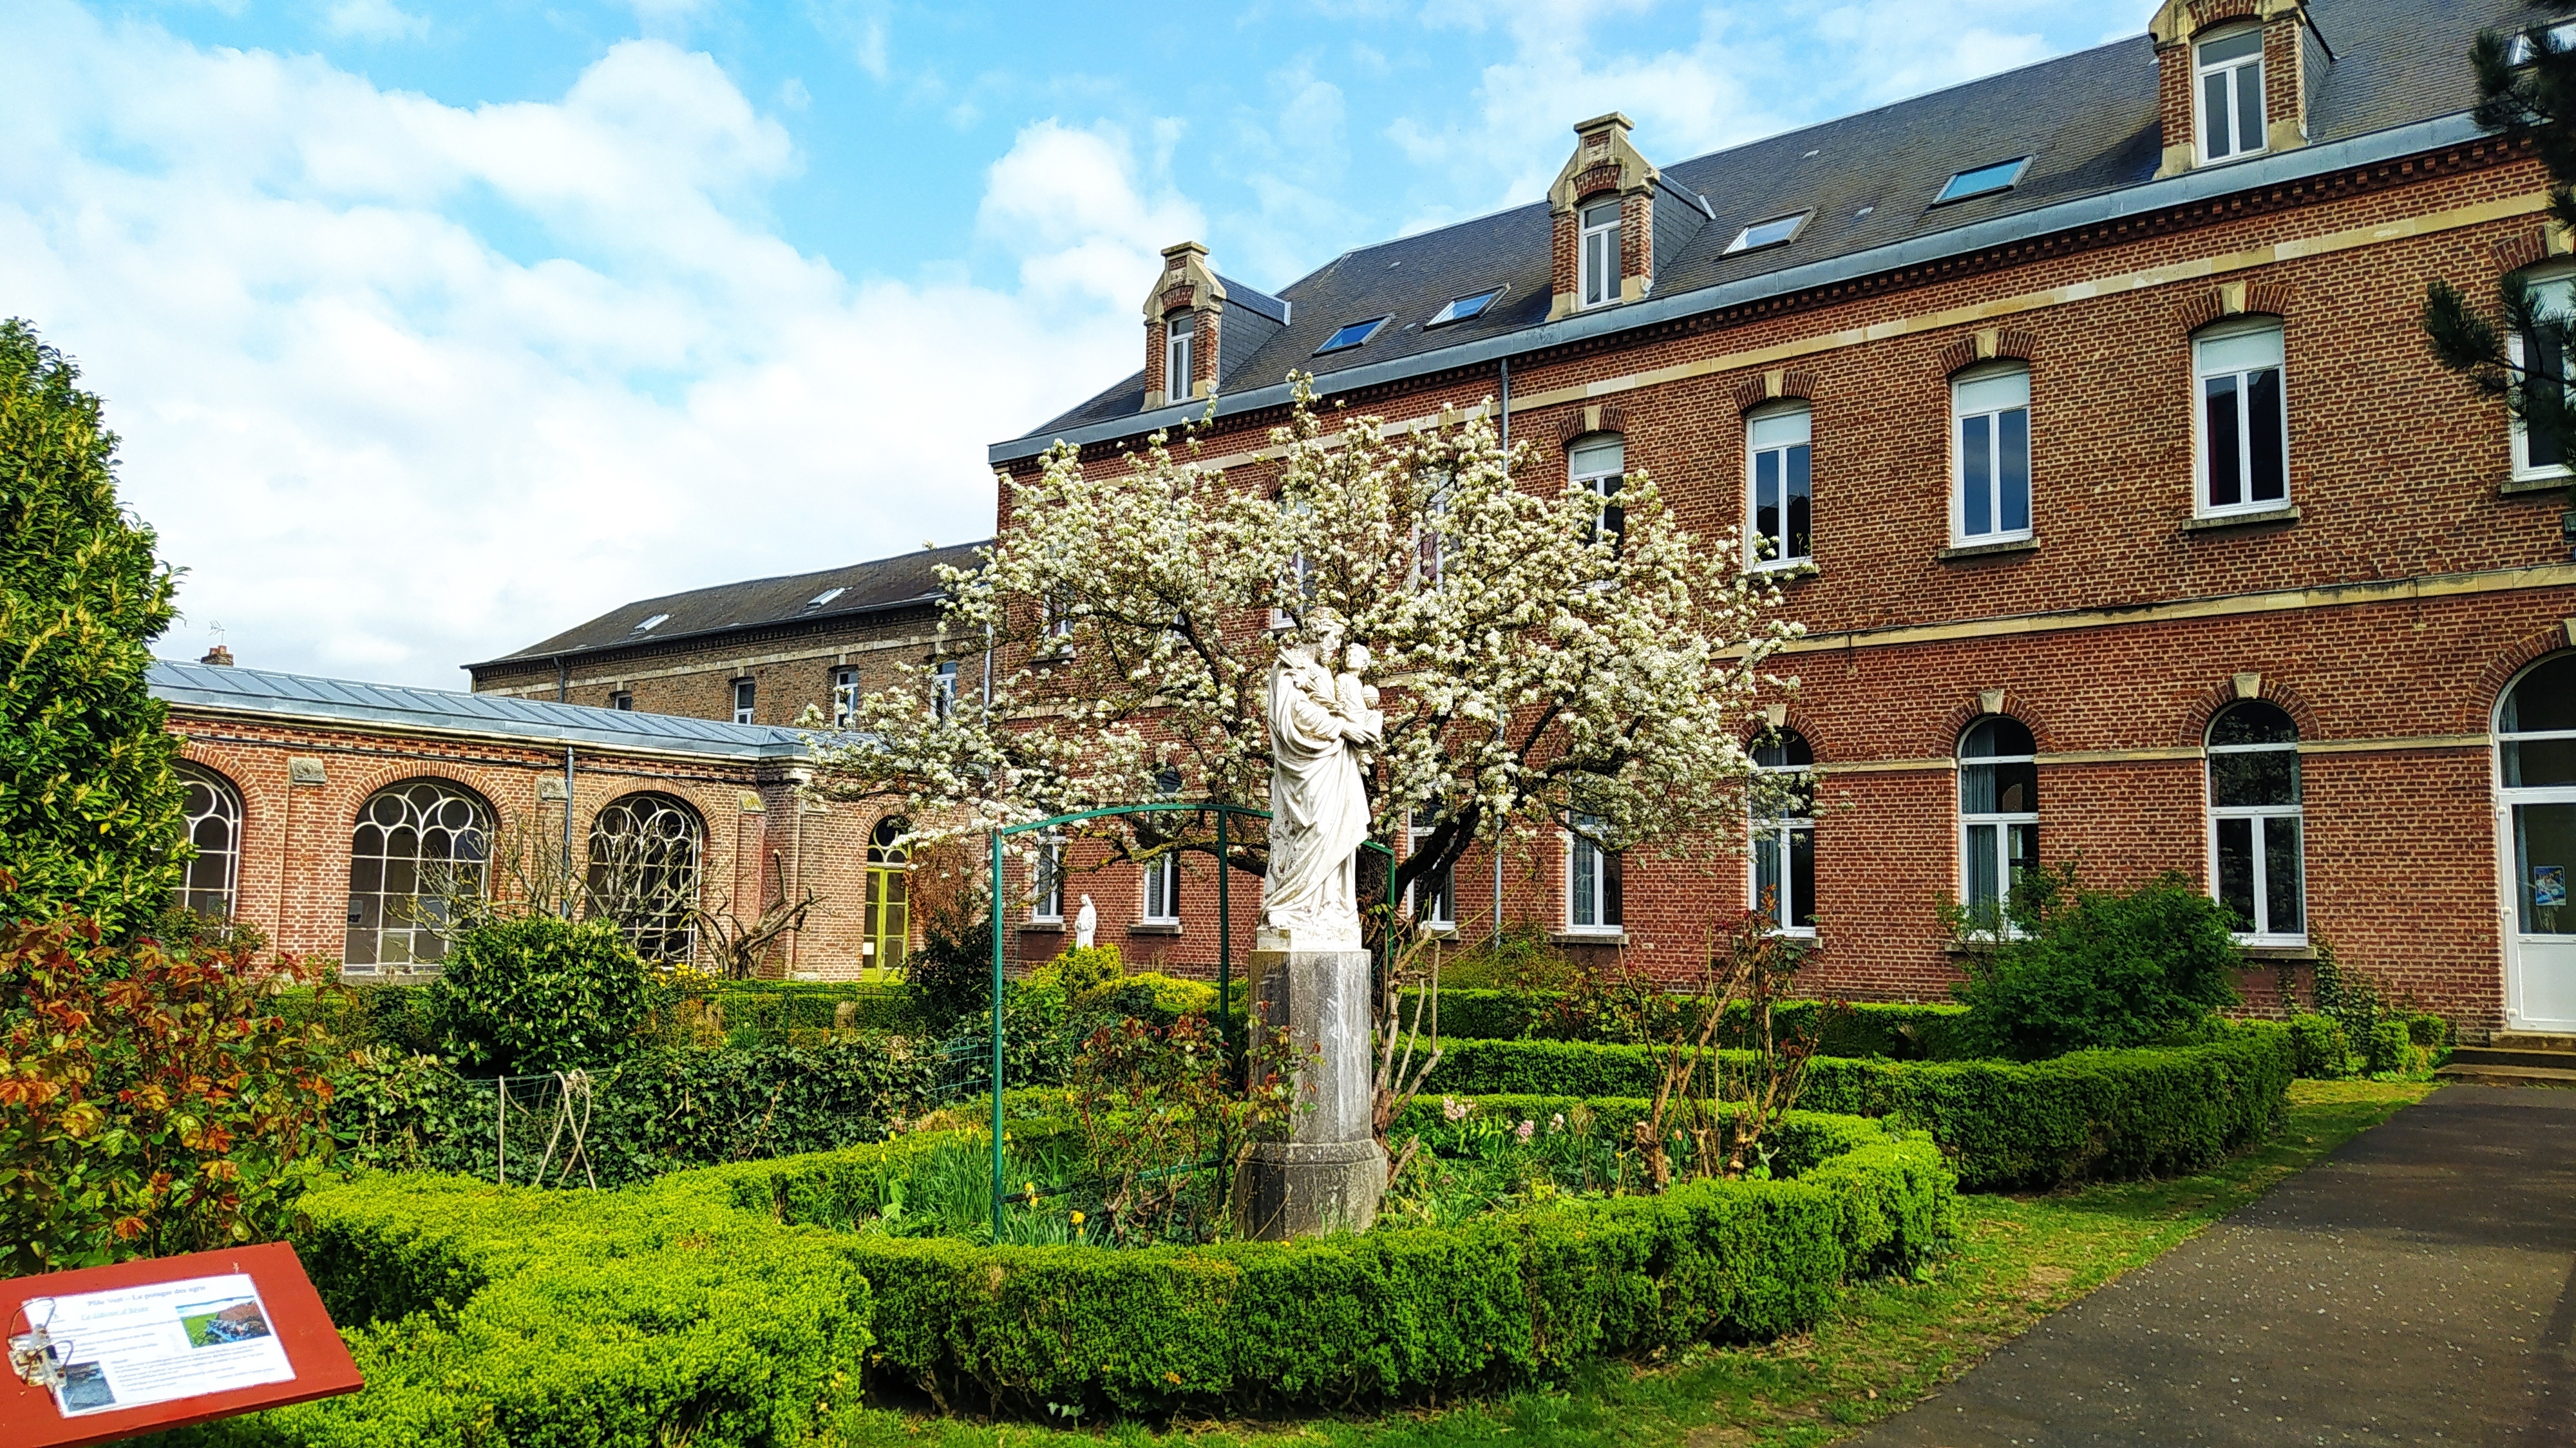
173 1109 1949 1441
1425 1027 2293 1190
1412 991 1969 1057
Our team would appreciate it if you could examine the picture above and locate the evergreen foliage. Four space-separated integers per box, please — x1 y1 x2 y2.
422 915 654 1075
1946 866 2242 1061
0 319 184 935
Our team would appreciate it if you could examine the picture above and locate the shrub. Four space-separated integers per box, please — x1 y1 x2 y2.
2287 1014 2351 1078
1036 943 1126 996
1949 866 2241 1060
423 915 653 1075
1432 924 1575 991
1416 989 1969 1058
2365 1018 2427 1076
0 917 338 1273
899 839 996 1034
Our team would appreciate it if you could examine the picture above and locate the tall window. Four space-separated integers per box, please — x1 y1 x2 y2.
1566 812 1623 933
345 779 489 971
1579 199 1620 309
1165 312 1194 400
2196 26 2267 164
2196 320 2289 516
1569 433 1625 549
1958 718 2038 931
1414 468 1454 589
1407 815 1455 929
1953 365 2032 544
2502 657 2576 941
1747 403 1813 568
173 764 243 919
2207 701 2303 943
1032 835 1065 923
933 660 960 719
831 667 860 727
1142 851 1180 925
866 817 910 969
733 678 756 725
2512 268 2575 480
1751 732 1816 937
586 792 704 962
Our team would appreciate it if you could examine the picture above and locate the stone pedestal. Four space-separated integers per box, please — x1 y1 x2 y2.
1235 940 1385 1238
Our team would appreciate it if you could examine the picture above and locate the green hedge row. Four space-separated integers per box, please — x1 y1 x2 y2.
1423 1028 2293 1190
1410 990 1969 1057
281 978 929 1056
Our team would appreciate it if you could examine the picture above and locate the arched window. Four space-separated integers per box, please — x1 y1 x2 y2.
1568 432 1625 548
2208 701 2303 942
2502 656 2576 940
173 764 243 919
1750 730 1815 936
586 792 704 962
1958 716 2038 929
1951 363 2031 545
866 817 910 969
345 779 490 971
1746 403 1813 568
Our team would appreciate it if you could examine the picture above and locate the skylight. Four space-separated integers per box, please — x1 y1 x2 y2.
1427 287 1504 328
1316 316 1392 354
632 613 671 633
806 587 846 609
1935 157 2031 205
1722 213 1810 256
2509 21 2576 64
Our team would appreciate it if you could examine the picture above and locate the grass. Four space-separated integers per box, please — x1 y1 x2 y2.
831 1078 2434 1448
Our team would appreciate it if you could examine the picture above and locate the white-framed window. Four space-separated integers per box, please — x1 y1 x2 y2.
2208 700 2304 944
173 763 244 919
1043 591 1075 643
1746 403 1813 569
829 667 860 727
1142 850 1180 925
2194 319 2289 517
933 660 959 719
1568 432 1625 549
609 691 633 712
1579 198 1621 309
2195 25 2267 164
2512 268 2576 481
1958 716 2038 933
1406 814 1456 929
1750 731 1815 937
1414 467 1454 589
1566 811 1623 933
1032 834 1065 923
1952 364 2032 544
732 678 756 725
1165 312 1194 401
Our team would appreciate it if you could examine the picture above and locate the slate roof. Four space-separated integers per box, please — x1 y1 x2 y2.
999 0 2526 459
153 660 828 759
473 540 990 669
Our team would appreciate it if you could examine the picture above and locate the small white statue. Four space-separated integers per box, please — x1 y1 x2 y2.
1259 613 1383 951
1074 894 1096 948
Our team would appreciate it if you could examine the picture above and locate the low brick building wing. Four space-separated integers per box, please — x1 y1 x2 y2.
155 659 919 980
979 0 2576 1033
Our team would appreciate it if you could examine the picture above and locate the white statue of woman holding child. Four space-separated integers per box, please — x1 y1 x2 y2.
1259 611 1383 951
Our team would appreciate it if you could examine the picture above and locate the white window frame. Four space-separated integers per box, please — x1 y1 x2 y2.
1031 834 1065 923
609 691 633 712
1564 812 1622 935
1569 433 1625 548
174 764 243 920
2512 267 2576 482
2194 24 2268 166
933 660 959 719
1165 312 1194 401
1745 403 1814 570
1750 736 1815 938
1141 850 1180 925
2193 318 2291 519
1951 363 2032 545
1579 199 1621 310
830 667 860 728
2206 707 2306 946
1958 720 2038 937
1406 814 1457 931
732 678 755 725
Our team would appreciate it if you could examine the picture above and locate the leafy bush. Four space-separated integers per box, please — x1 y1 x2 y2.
0 916 338 1273
940 982 1080 1096
899 838 997 1034
1431 924 1575 991
1417 989 1969 1058
424 915 653 1075
2287 1014 2351 1078
0 321 186 938
2364 1018 2432 1076
1034 943 1125 996
1947 866 2241 1060
1068 1013 1301 1244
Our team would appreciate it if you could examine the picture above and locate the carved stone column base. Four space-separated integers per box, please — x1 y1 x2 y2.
1234 946 1382 1239
1235 1138 1387 1239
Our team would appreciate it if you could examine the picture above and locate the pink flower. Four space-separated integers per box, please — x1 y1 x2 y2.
1441 1096 1471 1122
1515 1119 1536 1143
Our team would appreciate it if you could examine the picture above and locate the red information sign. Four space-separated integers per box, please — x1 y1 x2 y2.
2 1242 363 1448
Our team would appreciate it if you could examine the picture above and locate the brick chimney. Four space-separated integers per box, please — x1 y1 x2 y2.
1142 241 1226 412
1548 113 1659 321
199 644 234 667
2151 0 2321 179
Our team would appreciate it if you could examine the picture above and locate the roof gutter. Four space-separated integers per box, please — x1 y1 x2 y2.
987 109 2487 466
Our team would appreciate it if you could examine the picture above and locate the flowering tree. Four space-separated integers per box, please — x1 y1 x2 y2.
810 379 1806 924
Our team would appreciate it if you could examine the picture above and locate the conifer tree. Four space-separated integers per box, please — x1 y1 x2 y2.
2424 7 2576 444
0 319 184 933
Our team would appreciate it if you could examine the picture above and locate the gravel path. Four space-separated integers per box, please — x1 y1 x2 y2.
1849 1085 2576 1447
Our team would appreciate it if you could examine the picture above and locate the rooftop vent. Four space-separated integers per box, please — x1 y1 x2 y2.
806 587 846 609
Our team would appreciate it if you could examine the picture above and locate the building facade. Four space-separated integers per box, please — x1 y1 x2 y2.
983 0 2576 1033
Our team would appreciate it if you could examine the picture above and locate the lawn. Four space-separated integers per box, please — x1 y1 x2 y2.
833 1078 2434 1447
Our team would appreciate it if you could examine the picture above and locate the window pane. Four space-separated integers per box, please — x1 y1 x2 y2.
2210 748 2298 808
2505 656 2576 733
1962 761 1998 815
1571 839 1597 927
2234 59 2265 153
1785 443 1812 560
1570 437 1624 475
2007 823 2039 886
2506 736 2576 789
2217 816 2257 931
1584 200 1620 227
2209 700 2297 747
1962 414 1993 536
1755 830 1784 926
2199 327 2284 372
2248 368 2286 502
1994 759 2037 814
1953 370 2028 413
1604 847 1623 927
1789 824 1815 930
2199 29 2263 64
1748 407 1811 448
2531 325 2568 469
1967 823 2000 908
1998 407 2031 533
2517 803 2576 935
1754 448 1781 555
2205 375 2244 506
2264 816 2304 935
2203 70 2232 157
1962 716 2036 758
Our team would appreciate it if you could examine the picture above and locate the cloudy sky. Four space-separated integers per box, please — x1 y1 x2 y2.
1 0 2132 687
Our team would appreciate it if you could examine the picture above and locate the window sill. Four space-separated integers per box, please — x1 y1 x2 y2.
2237 943 2316 961
2181 504 2300 533
1935 536 2038 563
2503 472 2571 498
1941 937 2021 955
1749 559 1818 580
1549 929 1629 947
1132 922 1182 935
1021 920 1064 933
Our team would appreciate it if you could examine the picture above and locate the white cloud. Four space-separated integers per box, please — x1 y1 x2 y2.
0 2 1171 686
1810 1 2063 106
321 0 428 43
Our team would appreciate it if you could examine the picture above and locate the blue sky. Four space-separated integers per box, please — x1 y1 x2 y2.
0 0 2134 685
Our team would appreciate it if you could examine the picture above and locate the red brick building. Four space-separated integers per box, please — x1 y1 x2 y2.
982 0 2576 1033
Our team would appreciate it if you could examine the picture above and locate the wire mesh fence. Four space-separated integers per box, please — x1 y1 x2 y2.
472 1070 599 1189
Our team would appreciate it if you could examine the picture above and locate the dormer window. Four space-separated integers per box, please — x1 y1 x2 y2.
1723 212 1809 256
2196 26 2266 163
1316 316 1392 354
1165 312 1195 401
1580 200 1621 309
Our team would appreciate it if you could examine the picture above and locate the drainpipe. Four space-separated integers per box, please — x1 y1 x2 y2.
1493 356 1510 947
562 746 576 917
